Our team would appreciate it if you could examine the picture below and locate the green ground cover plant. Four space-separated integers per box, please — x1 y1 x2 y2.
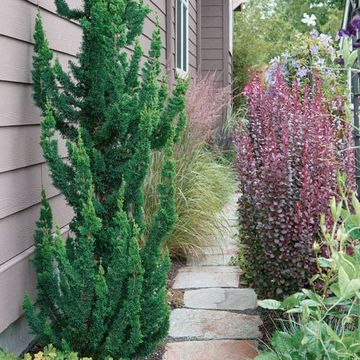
23 0 187 358
0 345 93 360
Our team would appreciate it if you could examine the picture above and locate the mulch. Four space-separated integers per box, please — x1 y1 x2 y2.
167 257 186 310
139 345 166 360
258 308 281 351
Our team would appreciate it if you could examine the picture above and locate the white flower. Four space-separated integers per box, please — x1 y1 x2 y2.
310 2 324 8
301 13 317 27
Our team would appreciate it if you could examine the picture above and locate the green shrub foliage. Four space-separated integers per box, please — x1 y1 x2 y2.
23 1 187 358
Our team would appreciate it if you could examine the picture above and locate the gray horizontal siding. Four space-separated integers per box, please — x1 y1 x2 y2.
0 228 70 334
189 0 198 74
0 195 73 266
0 127 67 173
0 83 40 126
200 0 232 87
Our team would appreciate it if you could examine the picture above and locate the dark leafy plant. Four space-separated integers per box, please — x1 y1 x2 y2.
257 192 360 360
23 1 187 358
235 72 354 298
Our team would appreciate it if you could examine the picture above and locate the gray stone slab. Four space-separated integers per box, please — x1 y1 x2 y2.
184 288 257 311
178 266 240 273
187 254 233 266
187 246 238 266
169 309 262 340
164 340 258 360
173 266 241 289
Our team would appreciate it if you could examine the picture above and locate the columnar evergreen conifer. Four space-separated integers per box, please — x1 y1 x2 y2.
23 1 187 358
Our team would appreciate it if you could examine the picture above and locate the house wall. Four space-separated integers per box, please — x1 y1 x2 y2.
200 0 232 87
0 0 169 348
0 0 80 337
189 0 199 74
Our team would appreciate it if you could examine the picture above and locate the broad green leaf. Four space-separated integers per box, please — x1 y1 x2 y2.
323 323 341 343
258 299 282 310
330 283 341 298
281 292 304 309
285 307 303 314
338 266 350 296
337 253 359 279
344 279 360 298
317 257 333 268
347 51 359 68
323 296 349 306
300 299 321 308
302 289 323 304
354 246 360 263
272 331 295 354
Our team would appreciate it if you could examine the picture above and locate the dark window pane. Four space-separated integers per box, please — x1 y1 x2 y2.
182 3 187 71
176 0 182 69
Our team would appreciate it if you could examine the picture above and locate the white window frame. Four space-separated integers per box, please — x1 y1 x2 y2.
176 0 189 78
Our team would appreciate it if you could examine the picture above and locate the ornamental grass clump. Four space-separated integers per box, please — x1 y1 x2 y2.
23 1 187 358
185 73 231 143
235 71 353 299
144 73 235 258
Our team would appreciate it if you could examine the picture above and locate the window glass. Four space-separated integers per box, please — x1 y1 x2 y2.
229 0 233 54
176 0 182 68
176 0 188 74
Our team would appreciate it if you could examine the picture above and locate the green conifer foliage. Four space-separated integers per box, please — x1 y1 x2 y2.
24 1 187 358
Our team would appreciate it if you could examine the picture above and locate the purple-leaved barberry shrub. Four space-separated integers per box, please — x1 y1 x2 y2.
235 71 354 298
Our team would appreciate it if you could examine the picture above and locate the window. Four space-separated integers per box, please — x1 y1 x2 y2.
229 0 233 54
176 0 189 76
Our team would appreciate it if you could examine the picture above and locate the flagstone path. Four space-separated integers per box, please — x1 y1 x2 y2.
163 193 262 360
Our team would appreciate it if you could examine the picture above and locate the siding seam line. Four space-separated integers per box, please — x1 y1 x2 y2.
0 224 70 271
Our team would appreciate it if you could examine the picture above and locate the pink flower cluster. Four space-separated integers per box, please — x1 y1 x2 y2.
186 73 231 143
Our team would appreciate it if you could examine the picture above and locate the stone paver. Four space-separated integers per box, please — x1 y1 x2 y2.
164 340 258 360
165 191 260 359
184 288 257 311
178 266 240 273
173 266 241 289
187 253 233 266
169 309 262 340
187 246 238 266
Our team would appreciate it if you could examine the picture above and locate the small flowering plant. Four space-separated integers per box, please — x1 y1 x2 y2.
265 30 352 161
265 30 344 99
